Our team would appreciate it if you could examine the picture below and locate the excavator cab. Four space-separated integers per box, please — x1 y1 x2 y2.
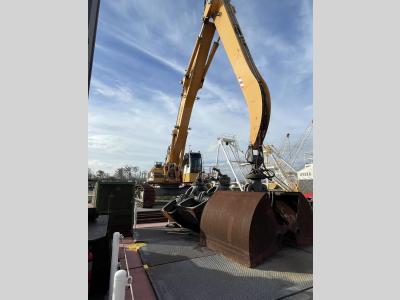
147 162 165 184
182 151 202 184
148 152 201 187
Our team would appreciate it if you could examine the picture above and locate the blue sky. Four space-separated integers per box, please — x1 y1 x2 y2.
88 0 313 174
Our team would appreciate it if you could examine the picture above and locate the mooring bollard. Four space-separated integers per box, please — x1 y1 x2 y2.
112 270 130 300
109 232 121 300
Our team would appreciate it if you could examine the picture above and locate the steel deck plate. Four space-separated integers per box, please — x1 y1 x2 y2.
137 226 313 300
135 227 214 266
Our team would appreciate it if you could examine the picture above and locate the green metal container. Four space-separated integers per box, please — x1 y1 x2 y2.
93 181 135 236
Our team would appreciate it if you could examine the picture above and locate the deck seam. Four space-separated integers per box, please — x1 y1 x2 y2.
139 251 218 268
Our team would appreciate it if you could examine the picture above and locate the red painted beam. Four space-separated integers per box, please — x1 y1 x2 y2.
120 239 157 300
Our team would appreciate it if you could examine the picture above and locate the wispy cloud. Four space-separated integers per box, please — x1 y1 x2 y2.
91 78 135 103
107 26 185 74
304 104 313 111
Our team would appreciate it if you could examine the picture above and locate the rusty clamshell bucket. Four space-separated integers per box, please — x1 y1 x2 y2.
199 191 283 267
200 190 313 267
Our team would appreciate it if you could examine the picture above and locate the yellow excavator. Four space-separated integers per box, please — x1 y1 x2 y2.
148 0 270 190
148 0 312 268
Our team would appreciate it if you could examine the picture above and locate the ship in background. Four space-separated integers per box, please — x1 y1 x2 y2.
297 154 313 199
262 121 313 196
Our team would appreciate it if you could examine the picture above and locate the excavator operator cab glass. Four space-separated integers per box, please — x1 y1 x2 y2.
188 152 202 173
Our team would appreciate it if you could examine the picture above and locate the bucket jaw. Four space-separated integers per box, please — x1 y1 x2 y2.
273 192 313 246
200 191 282 267
199 190 313 267
162 196 208 232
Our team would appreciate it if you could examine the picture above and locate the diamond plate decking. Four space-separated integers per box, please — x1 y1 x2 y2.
134 226 313 300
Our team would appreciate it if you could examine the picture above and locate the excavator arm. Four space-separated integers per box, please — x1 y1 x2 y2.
203 0 271 149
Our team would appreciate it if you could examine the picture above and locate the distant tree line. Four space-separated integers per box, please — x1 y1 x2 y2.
88 165 147 183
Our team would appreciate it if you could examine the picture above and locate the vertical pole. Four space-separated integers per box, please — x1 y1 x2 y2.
112 270 129 300
133 196 137 231
109 232 120 300
228 143 249 186
221 143 243 191
216 140 221 167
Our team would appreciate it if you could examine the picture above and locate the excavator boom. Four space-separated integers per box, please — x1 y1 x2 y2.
166 20 216 166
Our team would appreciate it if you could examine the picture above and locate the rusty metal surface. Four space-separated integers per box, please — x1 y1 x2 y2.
293 193 313 246
137 208 167 224
200 191 282 267
272 192 313 247
136 183 156 208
